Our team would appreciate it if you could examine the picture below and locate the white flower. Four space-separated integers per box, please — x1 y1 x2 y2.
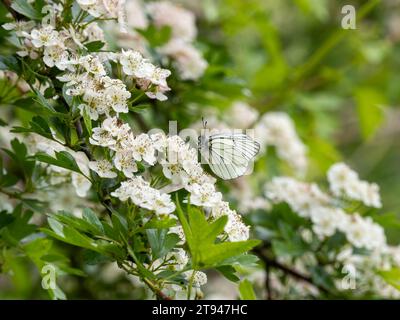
71 172 91 197
125 0 148 29
169 248 188 270
327 163 359 196
224 212 250 241
80 55 106 76
3 20 35 37
327 163 382 208
89 159 117 178
30 25 59 48
265 177 330 218
110 177 174 215
78 95 107 121
190 183 222 208
111 180 134 201
162 163 184 184
70 150 91 176
184 271 208 287
43 45 70 70
77 0 97 5
90 127 116 147
160 40 207 80
342 214 386 250
104 80 131 113
211 201 235 219
146 1 197 42
254 112 307 172
114 150 137 178
309 207 342 238
227 101 259 129
83 22 105 42
150 132 167 152
147 66 171 87
77 0 108 18
131 133 156 165
102 116 131 137
152 193 176 216
119 50 151 78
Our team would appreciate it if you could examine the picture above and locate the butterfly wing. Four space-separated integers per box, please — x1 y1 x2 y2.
203 133 260 180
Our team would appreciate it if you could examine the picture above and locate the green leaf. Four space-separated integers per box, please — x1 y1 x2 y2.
32 88 57 113
12 116 54 140
144 217 178 229
239 279 256 300
82 208 104 234
0 55 20 73
175 196 260 269
35 151 81 173
0 206 36 245
11 0 42 20
49 210 104 236
146 229 180 260
84 40 105 52
0 211 15 230
378 268 400 291
136 25 171 47
355 87 386 139
219 253 260 268
42 224 100 252
272 239 307 257
216 265 240 282
111 212 128 241
82 107 92 135
82 250 112 265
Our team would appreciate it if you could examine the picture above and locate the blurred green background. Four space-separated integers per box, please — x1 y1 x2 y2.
1 0 400 298
202 0 400 216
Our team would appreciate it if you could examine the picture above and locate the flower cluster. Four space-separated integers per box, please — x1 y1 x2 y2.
264 164 385 249
88 116 251 241
119 49 171 100
111 176 175 216
327 162 382 208
4 0 249 245
262 163 400 298
254 112 307 172
120 0 208 80
77 0 127 31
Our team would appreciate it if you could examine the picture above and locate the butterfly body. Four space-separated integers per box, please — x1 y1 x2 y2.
198 132 260 180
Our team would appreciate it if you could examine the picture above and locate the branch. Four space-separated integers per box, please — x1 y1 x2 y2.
1 0 25 21
254 247 330 296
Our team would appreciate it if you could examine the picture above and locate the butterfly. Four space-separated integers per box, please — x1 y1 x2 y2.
198 120 260 180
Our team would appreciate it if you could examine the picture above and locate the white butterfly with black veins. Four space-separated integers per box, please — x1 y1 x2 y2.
198 122 260 180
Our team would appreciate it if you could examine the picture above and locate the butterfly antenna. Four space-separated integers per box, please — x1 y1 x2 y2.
202 117 207 129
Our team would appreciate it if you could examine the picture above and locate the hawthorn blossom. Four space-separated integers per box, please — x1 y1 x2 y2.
30 25 59 47
190 183 222 208
146 1 197 42
71 172 92 197
160 39 207 80
113 150 138 178
89 127 116 147
254 112 307 172
184 271 208 287
120 50 152 78
224 212 250 241
43 45 70 70
131 133 157 165
327 163 382 208
89 160 117 178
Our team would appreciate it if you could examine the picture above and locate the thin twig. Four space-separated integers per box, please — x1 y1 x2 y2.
254 247 330 295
